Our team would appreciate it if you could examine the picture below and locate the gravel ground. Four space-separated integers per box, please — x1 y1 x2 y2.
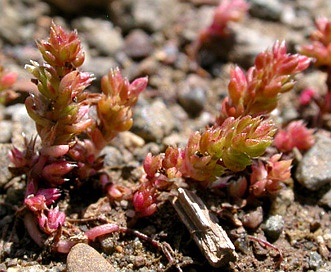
1 0 331 271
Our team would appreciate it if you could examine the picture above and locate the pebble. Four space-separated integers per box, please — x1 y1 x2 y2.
0 120 12 143
101 146 127 168
0 144 14 188
296 134 331 191
132 0 180 32
230 23 275 68
115 131 145 150
280 4 312 29
72 17 124 56
133 142 162 161
308 251 323 270
263 215 284 241
83 56 117 83
249 0 283 21
0 1 49 45
123 29 154 59
242 206 263 230
270 187 294 216
132 99 175 142
5 103 37 141
319 188 331 208
66 243 116 272
7 265 45 272
45 0 108 13
99 235 116 255
177 74 207 117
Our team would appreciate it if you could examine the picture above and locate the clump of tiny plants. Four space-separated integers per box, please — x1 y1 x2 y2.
299 17 331 126
131 40 311 218
9 22 147 250
189 0 249 65
8 18 314 268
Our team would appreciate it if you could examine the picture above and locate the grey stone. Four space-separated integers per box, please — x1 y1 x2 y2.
132 0 180 32
270 187 294 216
133 142 162 161
0 144 14 188
0 120 12 143
230 24 275 68
72 18 124 56
179 5 214 43
319 188 331 208
177 74 207 117
45 0 108 13
309 252 323 270
7 265 45 272
263 215 284 241
296 134 331 190
123 29 154 59
132 99 175 142
5 103 37 141
67 243 116 272
101 146 130 168
83 56 117 82
0 1 49 44
249 0 283 21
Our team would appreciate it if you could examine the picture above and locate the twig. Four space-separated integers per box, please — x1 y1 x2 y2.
171 188 237 267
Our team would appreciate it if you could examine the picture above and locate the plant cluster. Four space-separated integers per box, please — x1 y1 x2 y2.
6 11 317 259
299 17 331 119
190 0 249 59
9 22 147 247
133 41 310 217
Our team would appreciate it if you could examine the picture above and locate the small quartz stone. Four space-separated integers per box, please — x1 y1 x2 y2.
67 243 116 272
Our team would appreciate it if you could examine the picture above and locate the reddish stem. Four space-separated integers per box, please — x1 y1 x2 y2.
24 212 44 247
246 234 283 268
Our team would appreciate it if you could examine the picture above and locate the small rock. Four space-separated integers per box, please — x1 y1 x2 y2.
132 0 180 32
308 251 323 270
67 243 116 272
0 144 14 188
230 24 275 68
162 132 189 148
8 265 44 272
270 187 294 216
263 215 284 241
5 103 37 141
123 29 154 59
72 18 123 56
0 120 12 143
99 234 116 255
280 4 312 29
242 206 263 230
296 134 331 190
177 74 207 117
101 146 127 168
0 1 49 44
83 56 117 82
319 188 331 208
249 0 283 21
179 5 214 43
45 0 108 13
133 142 162 161
132 99 175 142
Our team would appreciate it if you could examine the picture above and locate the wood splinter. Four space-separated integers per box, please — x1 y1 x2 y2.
171 188 238 267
